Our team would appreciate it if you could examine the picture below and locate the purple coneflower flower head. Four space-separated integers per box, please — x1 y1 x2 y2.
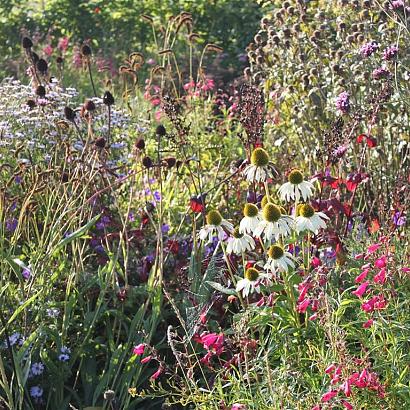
360 41 379 58
383 45 398 60
335 91 350 114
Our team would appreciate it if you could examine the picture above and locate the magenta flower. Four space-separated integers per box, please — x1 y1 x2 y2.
297 298 311 313
367 243 381 254
375 256 387 269
373 268 386 284
355 268 370 283
150 365 163 380
352 281 369 297
341 400 353 410
133 343 145 356
363 319 374 328
141 355 152 364
321 390 338 402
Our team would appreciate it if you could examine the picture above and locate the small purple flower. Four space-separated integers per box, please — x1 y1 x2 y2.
128 211 135 222
161 224 170 234
393 211 406 226
30 386 43 398
14 175 22 184
145 254 155 264
30 362 45 376
6 332 21 347
22 267 31 280
96 215 110 230
333 145 348 158
359 41 379 58
153 191 161 202
6 218 18 232
383 45 398 61
46 308 60 318
58 346 71 362
335 91 350 114
372 66 391 80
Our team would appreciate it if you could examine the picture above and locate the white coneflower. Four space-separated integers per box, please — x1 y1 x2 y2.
226 227 255 255
236 267 261 297
253 203 293 241
239 203 261 235
199 210 234 243
243 147 270 182
264 244 296 273
278 169 314 202
295 204 329 234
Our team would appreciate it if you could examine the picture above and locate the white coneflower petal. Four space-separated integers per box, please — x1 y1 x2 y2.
295 204 329 234
198 210 233 243
265 245 296 273
278 170 314 202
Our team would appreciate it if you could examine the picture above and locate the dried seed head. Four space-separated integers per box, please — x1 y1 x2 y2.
94 137 106 148
299 204 315 218
262 203 281 223
31 52 39 63
135 138 145 150
56 56 64 64
206 210 222 226
245 267 259 281
35 85 46 97
81 44 92 56
250 147 269 167
165 157 176 168
64 107 76 121
103 91 114 106
84 100 96 112
268 244 284 259
26 99 36 109
288 169 304 184
22 37 33 49
156 124 166 136
243 203 259 218
36 59 48 74
142 156 153 168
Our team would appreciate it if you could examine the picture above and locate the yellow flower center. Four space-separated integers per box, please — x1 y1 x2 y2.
288 169 304 184
206 210 222 226
261 195 270 208
245 267 259 281
299 204 315 218
262 203 281 223
243 203 258 217
268 245 284 259
251 148 269 167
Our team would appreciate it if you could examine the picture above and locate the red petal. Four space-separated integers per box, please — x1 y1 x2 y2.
356 133 366 143
345 180 358 192
366 136 377 148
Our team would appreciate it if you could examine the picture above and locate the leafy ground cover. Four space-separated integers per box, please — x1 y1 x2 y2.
0 1 409 409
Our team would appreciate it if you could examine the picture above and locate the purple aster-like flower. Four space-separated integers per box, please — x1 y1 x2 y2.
393 211 406 226
383 45 398 61
153 191 161 202
161 224 170 234
30 362 45 376
372 66 391 80
22 267 31 280
30 386 43 398
335 91 350 114
359 41 379 58
58 346 71 362
6 218 18 232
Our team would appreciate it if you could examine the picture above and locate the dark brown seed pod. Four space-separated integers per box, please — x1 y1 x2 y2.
84 100 96 112
31 52 39 63
164 157 176 168
155 124 166 136
56 56 64 64
103 91 115 106
36 59 48 74
142 156 153 168
94 137 106 148
35 85 46 97
64 107 76 121
81 44 92 56
22 37 33 49
26 99 36 109
135 138 145 150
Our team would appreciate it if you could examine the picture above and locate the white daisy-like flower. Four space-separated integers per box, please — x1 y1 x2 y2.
239 203 261 235
278 169 314 202
264 244 296 273
198 210 234 243
236 267 261 297
295 204 329 234
226 227 255 255
253 203 293 242
243 147 270 183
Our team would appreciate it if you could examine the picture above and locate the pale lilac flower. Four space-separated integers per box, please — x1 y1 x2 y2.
359 41 379 58
335 91 350 114
383 45 398 61
30 386 43 398
31 362 45 376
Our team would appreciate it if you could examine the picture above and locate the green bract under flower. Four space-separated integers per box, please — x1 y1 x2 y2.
251 147 269 167
288 169 304 185
299 204 315 218
245 267 259 281
268 244 284 260
243 203 258 217
206 210 222 226
262 203 281 223
232 227 243 238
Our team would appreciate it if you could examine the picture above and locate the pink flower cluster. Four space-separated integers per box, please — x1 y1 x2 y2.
312 363 385 409
194 332 224 366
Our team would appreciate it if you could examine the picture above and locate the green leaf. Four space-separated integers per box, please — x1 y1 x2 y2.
206 281 236 295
